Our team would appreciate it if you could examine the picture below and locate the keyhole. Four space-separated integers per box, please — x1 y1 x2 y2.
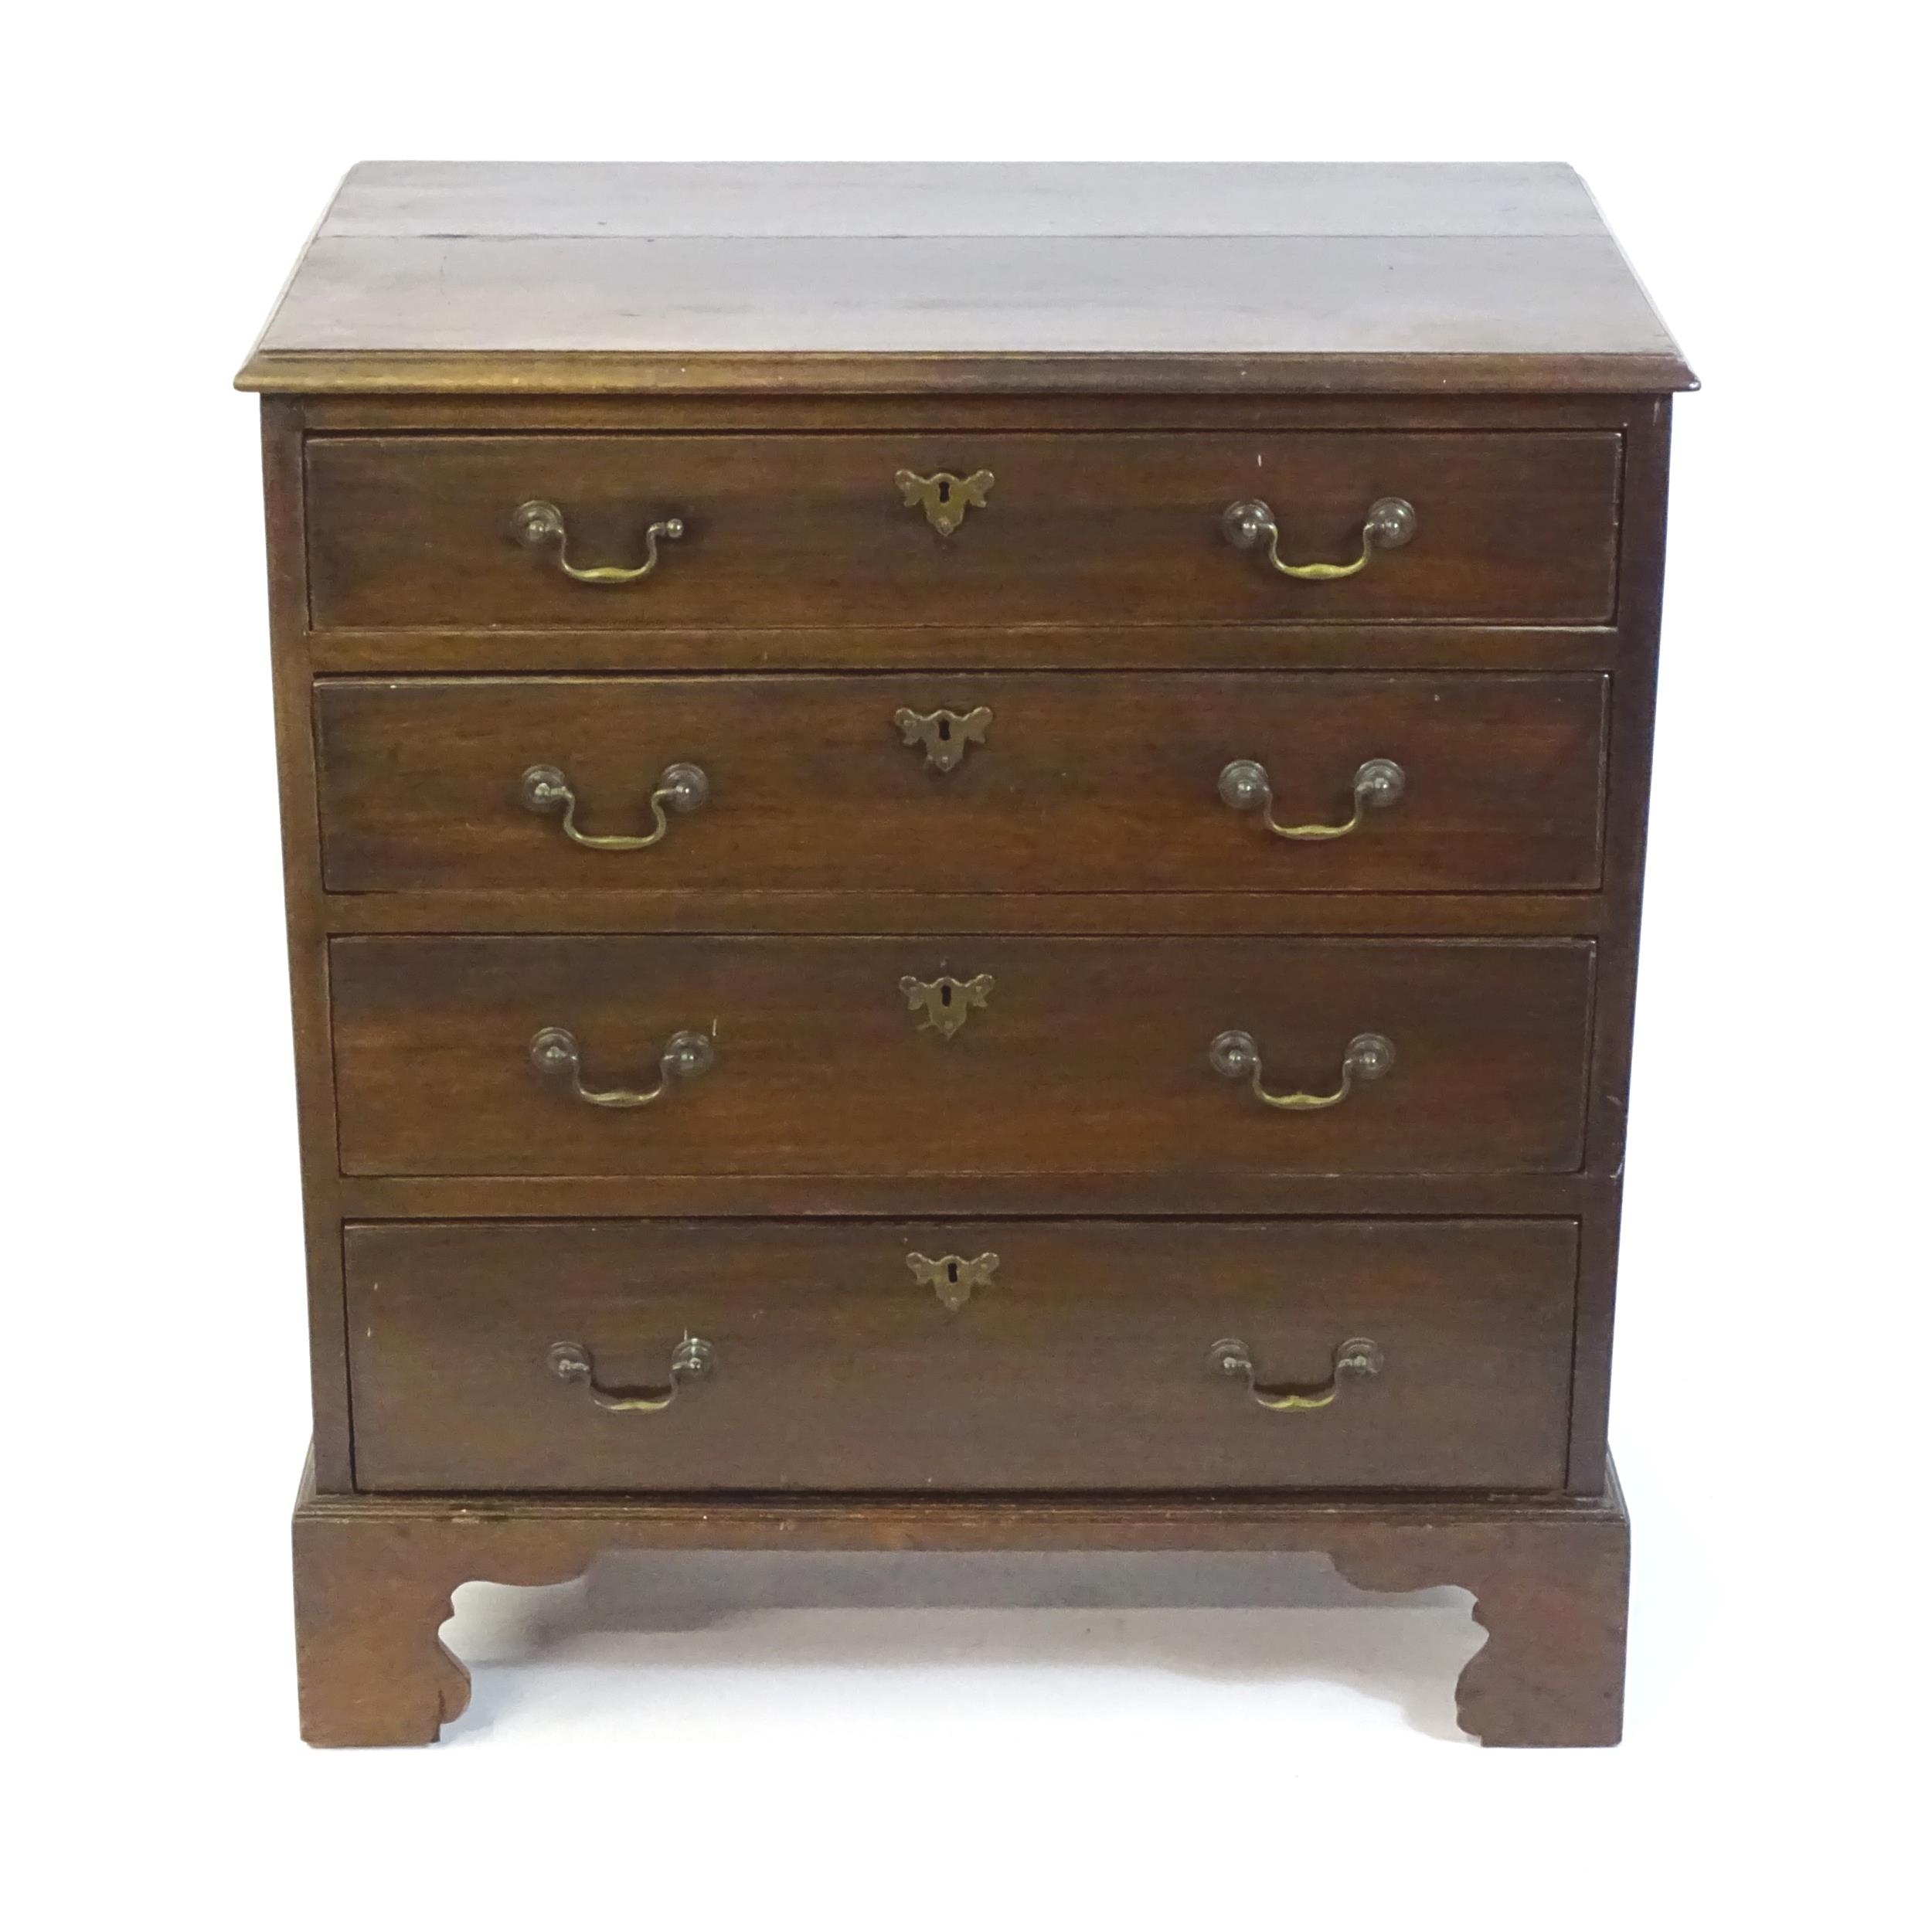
936 478 954 505
939 984 954 1008
944 1260 961 1287
937 718 952 743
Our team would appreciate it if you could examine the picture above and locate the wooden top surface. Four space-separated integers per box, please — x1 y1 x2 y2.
237 162 1692 396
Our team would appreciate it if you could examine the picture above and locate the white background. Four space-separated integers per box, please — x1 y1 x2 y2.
6 3 1925 1906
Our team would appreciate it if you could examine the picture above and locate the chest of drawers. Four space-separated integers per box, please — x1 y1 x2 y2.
243 161 1691 1746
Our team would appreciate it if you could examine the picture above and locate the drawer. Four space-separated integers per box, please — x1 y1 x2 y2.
304 432 1621 629
331 935 1594 1177
345 1218 1578 1492
315 672 1608 896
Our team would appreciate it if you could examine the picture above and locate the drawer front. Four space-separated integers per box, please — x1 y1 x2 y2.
305 432 1621 629
316 672 1608 896
332 935 1593 1177
346 1218 1577 1492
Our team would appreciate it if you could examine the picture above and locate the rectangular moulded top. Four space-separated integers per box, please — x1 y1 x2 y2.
236 161 1693 398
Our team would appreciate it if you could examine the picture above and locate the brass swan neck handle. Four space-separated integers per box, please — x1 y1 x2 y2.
512 498 685 584
1219 495 1416 580
548 1336 715 1413
529 1026 716 1108
1209 1030 1394 1110
1219 756 1405 841
1207 1336 1384 1412
520 762 709 851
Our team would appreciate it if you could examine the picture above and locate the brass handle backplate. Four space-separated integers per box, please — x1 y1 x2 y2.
520 761 709 850
529 1025 716 1107
548 1335 714 1413
1209 1029 1394 1110
513 498 685 584
897 468 995 535
1208 1336 1384 1412
1220 496 1416 580
1219 756 1405 841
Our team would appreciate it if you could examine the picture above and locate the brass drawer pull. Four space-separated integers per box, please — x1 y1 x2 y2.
529 1025 716 1107
512 497 685 583
1208 1336 1383 1412
897 468 994 536
1219 495 1416 580
548 1335 714 1413
520 761 709 850
1209 1029 1394 1110
1219 756 1405 840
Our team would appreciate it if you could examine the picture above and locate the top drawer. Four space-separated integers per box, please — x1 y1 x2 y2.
304 432 1622 630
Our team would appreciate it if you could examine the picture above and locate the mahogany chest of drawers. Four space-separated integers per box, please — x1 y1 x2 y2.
241 161 1692 1746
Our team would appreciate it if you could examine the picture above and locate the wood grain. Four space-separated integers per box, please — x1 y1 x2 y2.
242 165 1689 395
245 162 1683 1749
315 161 1616 240
294 389 1646 436
305 430 1621 630
344 1218 1577 1493
330 934 1595 1179
320 888 1611 938
260 402 354 1491
332 1168 1617 1222
314 672 1609 897
291 1455 1628 1747
247 235 1688 372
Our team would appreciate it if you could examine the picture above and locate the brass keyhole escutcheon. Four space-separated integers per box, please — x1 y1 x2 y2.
908 1251 999 1312
901 973 994 1039
896 705 992 772
897 468 995 536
